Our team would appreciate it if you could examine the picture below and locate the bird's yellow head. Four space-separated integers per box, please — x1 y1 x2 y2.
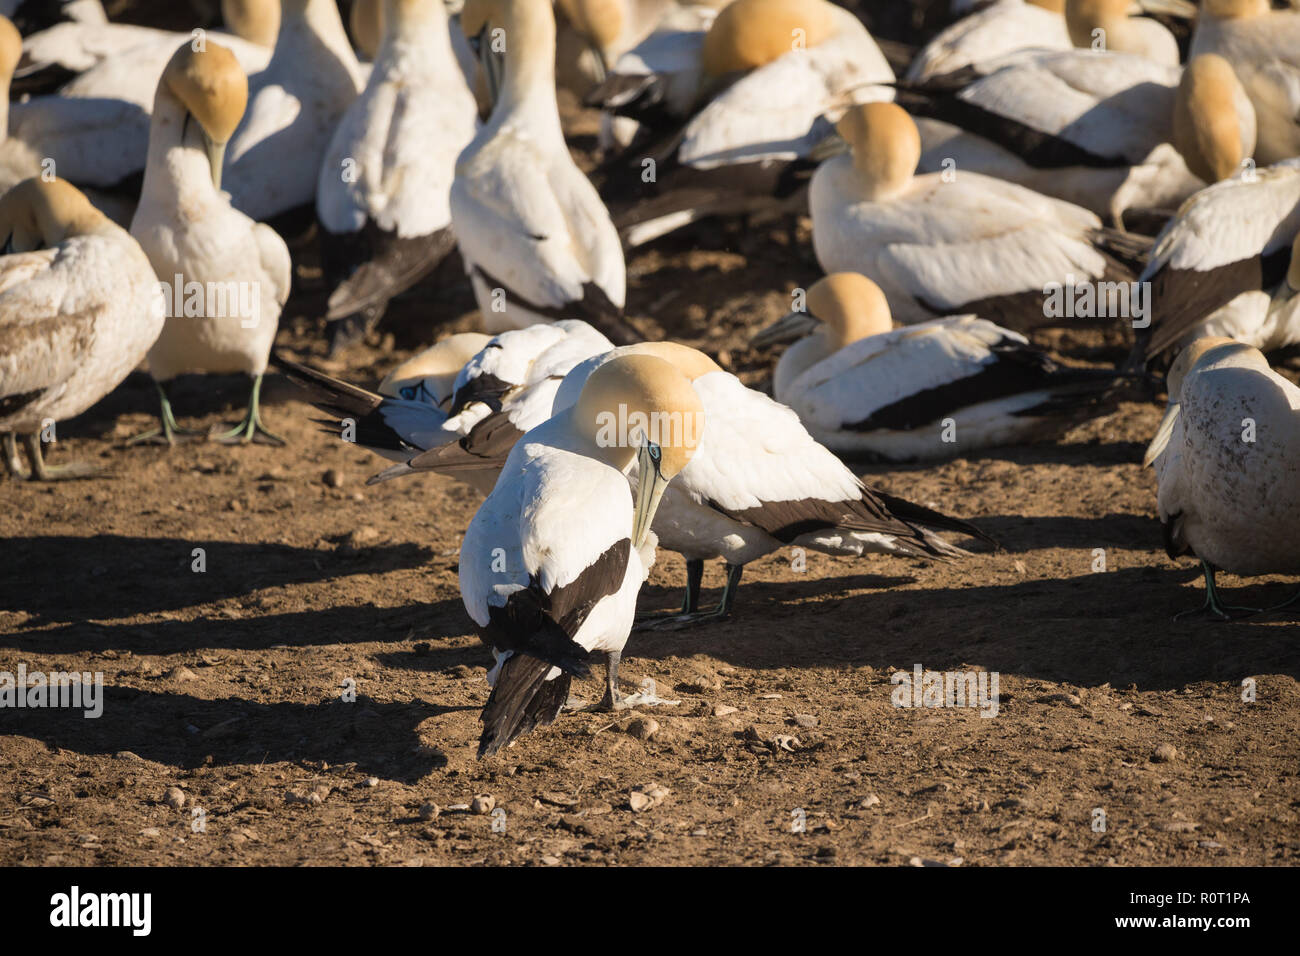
161 41 249 189
1166 335 1240 401
753 272 892 349
0 178 111 253
1201 0 1270 19
701 0 835 77
222 0 280 47
0 15 21 86
833 101 920 199
1173 54 1254 184
379 332 493 400
557 0 623 57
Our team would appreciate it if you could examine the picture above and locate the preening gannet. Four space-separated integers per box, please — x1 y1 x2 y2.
554 0 676 96
1134 157 1300 367
451 0 637 344
1144 337 1300 617
905 0 1072 83
1190 0 1300 165
129 42 292 445
905 49 1253 226
460 353 704 754
317 0 479 353
272 331 492 460
1064 0 1183 67
224 0 367 223
752 273 1125 460
594 0 895 247
810 101 1142 329
0 177 164 479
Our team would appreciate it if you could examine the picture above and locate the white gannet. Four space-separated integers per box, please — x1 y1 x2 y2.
594 0 895 247
907 49 1255 226
0 177 165 479
271 331 492 460
317 0 479 353
1064 0 1183 67
752 273 1125 460
1190 0 1300 166
0 15 40 193
905 0 1072 83
128 42 292 445
554 0 677 97
810 101 1142 329
1134 157 1300 367
452 0 638 343
461 353 704 753
224 0 367 224
1143 337 1300 617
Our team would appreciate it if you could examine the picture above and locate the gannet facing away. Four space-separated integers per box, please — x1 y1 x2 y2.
461 353 704 755
752 273 1125 460
0 178 165 479
810 101 1141 329
451 0 637 344
1190 0 1300 166
317 0 479 353
1064 0 1182 66
129 42 292 445
1144 337 1300 617
1134 157 1300 368
905 0 1072 83
224 0 367 223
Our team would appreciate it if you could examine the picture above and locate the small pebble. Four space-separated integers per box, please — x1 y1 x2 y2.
626 717 659 740
323 469 344 488
1151 743 1178 763
792 713 819 728
162 787 185 810
471 794 496 815
419 802 440 821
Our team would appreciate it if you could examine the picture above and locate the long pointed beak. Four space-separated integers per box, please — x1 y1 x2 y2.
1142 402 1180 468
203 134 227 191
753 310 819 348
809 129 850 163
632 443 669 550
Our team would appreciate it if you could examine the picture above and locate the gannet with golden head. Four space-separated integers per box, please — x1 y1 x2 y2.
461 353 704 755
752 273 1124 460
1190 0 1300 166
1064 0 1184 66
129 42 292 445
593 0 896 247
317 0 479 353
906 48 1255 226
810 101 1139 329
0 177 165 479
1134 157 1300 368
554 0 678 97
1144 337 1300 618
0 15 40 193
224 0 367 223
452 0 637 344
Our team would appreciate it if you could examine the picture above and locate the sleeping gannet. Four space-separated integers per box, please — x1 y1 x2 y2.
461 353 704 753
905 0 1072 83
1064 0 1183 66
272 331 492 461
1190 0 1300 165
752 273 1125 461
1134 157 1300 367
810 101 1142 329
452 0 637 344
0 177 165 479
1144 337 1300 618
317 0 479 353
224 0 367 223
905 49 1254 226
593 0 895 247
129 43 292 445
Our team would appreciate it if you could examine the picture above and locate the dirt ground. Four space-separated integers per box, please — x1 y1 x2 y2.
2 3 1299 868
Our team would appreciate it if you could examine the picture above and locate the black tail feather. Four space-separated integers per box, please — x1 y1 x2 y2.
478 655 573 759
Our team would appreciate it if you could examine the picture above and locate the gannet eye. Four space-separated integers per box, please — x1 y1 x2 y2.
399 385 417 400
647 441 662 464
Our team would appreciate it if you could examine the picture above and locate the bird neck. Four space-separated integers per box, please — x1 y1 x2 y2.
774 332 834 397
277 0 363 87
491 1 564 143
140 91 220 208
377 0 457 74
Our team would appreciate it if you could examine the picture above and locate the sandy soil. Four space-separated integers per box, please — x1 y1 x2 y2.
1 2 1298 868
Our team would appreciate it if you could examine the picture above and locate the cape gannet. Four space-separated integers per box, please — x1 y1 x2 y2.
316 0 479 353
554 0 677 97
1190 0 1300 165
0 15 40 193
271 331 492 461
1144 337 1300 617
129 42 293 445
461 353 704 754
1134 157 1300 367
451 0 638 343
810 101 1143 329
904 49 1254 226
0 177 165 479
905 0 1072 83
224 0 367 224
752 273 1125 460
1064 0 1184 66
592 0 895 247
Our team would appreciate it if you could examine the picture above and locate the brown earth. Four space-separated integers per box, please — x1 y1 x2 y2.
1 3 1298 868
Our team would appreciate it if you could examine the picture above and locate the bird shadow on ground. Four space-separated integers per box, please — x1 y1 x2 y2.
0 598 469 655
0 689 461 782
967 512 1159 553
1 534 434 623
620 566 1300 691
